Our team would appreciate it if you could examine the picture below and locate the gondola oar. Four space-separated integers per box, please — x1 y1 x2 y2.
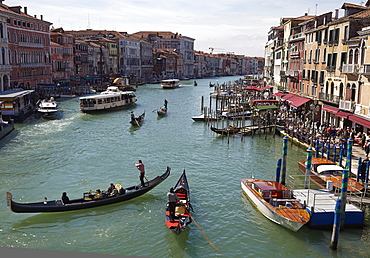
188 213 219 251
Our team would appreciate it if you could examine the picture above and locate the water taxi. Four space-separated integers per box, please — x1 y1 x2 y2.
36 97 59 119
79 86 137 112
241 178 310 231
161 79 180 89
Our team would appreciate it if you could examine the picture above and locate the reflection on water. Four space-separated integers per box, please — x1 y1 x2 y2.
1 76 370 257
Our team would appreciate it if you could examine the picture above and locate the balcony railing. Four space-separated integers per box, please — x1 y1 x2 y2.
362 64 370 75
18 42 44 48
326 66 336 72
319 92 340 104
341 64 359 74
339 100 355 112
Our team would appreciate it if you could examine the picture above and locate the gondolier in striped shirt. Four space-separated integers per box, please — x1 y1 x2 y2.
135 160 146 187
167 187 180 222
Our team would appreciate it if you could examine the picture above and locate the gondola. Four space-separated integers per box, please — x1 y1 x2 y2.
130 111 145 126
157 99 168 116
165 169 192 234
210 126 241 135
7 167 170 213
157 106 167 116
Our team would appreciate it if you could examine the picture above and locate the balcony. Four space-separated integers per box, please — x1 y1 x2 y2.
341 64 359 74
19 63 46 68
18 42 44 48
319 92 340 105
326 66 336 72
361 64 370 75
339 100 355 112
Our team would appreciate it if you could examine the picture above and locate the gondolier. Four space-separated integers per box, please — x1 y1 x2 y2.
135 160 146 187
167 187 180 222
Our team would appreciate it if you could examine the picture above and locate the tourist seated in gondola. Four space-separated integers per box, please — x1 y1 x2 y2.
61 192 71 204
115 184 126 195
107 183 115 194
94 189 103 199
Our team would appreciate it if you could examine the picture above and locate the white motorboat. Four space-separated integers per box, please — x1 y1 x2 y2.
161 79 180 89
36 98 59 119
79 86 137 112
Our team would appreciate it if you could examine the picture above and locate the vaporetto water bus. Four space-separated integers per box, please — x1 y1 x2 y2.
79 86 137 112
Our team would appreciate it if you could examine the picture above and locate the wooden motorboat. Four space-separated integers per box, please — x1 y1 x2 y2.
165 170 192 234
241 178 310 232
210 126 241 135
130 112 145 126
298 158 363 192
35 97 59 119
7 167 170 213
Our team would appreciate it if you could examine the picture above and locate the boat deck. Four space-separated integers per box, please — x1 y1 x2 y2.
293 189 364 229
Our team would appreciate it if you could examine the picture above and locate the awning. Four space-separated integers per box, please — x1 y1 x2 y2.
280 93 296 101
262 86 272 90
272 92 285 97
245 86 261 91
336 111 351 119
322 105 339 114
287 95 311 108
348 115 370 128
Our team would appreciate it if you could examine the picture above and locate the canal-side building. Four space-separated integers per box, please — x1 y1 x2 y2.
0 10 11 92
131 31 195 78
265 2 370 134
1 3 52 89
50 28 75 84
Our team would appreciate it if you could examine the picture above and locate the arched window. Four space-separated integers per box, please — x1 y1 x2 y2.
361 42 366 65
354 49 359 64
349 49 353 64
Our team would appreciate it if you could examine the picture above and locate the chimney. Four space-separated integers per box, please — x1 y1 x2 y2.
40 15 43 20
335 9 339 19
24 7 27 15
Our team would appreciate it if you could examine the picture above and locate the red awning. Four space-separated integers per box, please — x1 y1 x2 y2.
262 86 272 90
272 92 285 97
336 111 351 119
348 115 370 128
280 93 296 101
322 105 339 114
287 95 310 108
245 86 261 91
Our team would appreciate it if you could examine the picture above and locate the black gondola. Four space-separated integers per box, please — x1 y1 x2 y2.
157 99 168 116
165 169 192 234
7 167 170 213
130 111 145 126
210 126 241 135
157 107 167 116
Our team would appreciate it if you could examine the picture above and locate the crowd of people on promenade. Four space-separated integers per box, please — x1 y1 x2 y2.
271 103 370 159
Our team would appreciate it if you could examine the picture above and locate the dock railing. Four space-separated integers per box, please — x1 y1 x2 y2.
288 174 369 209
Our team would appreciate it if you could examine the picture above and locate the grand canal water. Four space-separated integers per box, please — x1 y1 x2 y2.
0 76 369 257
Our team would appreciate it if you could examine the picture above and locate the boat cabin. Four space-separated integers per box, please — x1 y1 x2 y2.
0 89 36 122
252 181 292 201
316 165 343 176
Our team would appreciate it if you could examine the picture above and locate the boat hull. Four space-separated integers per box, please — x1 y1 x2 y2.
241 179 308 232
8 167 170 213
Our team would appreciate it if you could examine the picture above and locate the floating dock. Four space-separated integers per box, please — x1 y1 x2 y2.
293 189 365 229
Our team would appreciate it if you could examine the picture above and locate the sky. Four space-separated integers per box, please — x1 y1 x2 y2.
5 0 359 57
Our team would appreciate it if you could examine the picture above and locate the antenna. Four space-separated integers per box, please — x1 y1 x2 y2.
87 11 90 29
315 4 318 16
